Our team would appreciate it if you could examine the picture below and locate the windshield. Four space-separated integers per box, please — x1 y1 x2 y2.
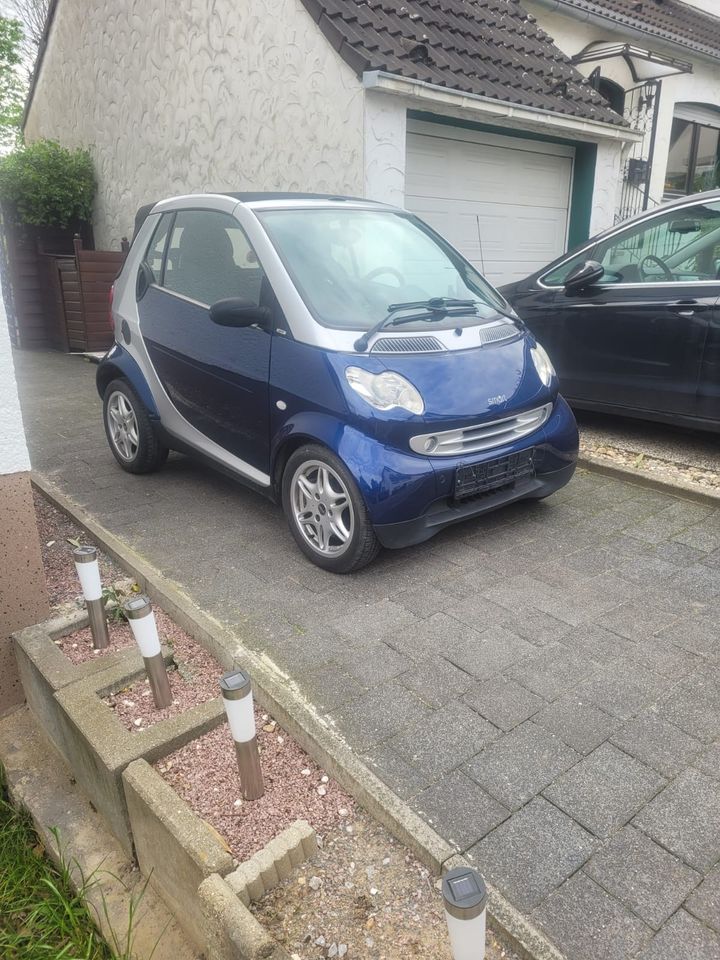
257 208 508 331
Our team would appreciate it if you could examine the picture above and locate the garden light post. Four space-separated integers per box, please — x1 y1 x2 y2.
72 545 109 650
442 866 488 960
122 594 172 708
220 668 265 801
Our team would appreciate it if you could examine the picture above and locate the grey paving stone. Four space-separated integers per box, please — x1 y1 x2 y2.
467 798 598 911
384 612 478 661
656 670 720 743
464 677 545 731
396 657 474 708
533 695 619 754
672 517 720 553
444 625 536 681
636 909 720 960
544 743 666 838
562 622 638 665
498 606 572 646
627 501 713 545
574 659 669 719
625 637 702 680
341 640 413 686
297 666 369 713
411 769 508 852
693 743 720 780
535 572 636 627
662 614 720 660
584 826 700 929
362 745 435 801
329 599 420 642
686 865 720 935
667 562 720 602
388 701 498 779
634 768 720 872
332 682 432 752
507 643 593 700
532 872 652 960
465 722 579 810
611 714 703 778
599 596 682 642
615 553 678 587
394 584 465 619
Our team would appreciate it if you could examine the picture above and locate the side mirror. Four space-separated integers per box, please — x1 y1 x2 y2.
564 260 604 294
136 261 154 301
209 298 271 328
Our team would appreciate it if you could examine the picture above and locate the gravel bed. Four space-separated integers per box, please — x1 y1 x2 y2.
54 620 136 664
254 809 517 960
34 490 119 608
157 711 355 862
103 609 221 731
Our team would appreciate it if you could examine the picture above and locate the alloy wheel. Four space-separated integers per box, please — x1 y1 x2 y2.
290 460 355 557
107 390 140 462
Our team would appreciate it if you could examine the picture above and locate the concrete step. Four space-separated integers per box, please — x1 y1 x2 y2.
0 706 200 960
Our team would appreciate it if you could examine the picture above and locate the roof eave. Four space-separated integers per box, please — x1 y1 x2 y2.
363 71 643 144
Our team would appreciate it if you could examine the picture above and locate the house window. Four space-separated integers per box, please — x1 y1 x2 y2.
597 77 625 116
665 116 720 197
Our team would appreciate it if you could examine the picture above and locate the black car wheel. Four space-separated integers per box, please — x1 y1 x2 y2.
103 378 168 474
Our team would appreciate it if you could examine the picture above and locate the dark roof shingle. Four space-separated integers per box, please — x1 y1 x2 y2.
556 0 720 62
301 0 626 126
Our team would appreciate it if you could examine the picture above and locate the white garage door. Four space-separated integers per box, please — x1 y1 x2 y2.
405 120 574 287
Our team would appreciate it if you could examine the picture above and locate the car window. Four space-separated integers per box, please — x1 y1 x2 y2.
542 251 594 286
145 213 172 283
162 210 264 306
594 200 720 284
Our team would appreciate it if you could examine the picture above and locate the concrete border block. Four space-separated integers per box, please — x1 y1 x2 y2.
123 759 234 951
225 820 317 906
53 656 225 854
12 609 136 755
199 873 291 960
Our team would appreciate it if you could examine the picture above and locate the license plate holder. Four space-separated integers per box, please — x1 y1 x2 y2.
454 449 536 501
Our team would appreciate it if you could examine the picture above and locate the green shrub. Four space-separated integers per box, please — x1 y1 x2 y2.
0 139 95 227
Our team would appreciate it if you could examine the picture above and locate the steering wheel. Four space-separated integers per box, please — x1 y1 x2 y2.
363 266 405 285
640 254 673 282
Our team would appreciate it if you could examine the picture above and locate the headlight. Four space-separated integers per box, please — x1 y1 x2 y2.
345 366 424 415
531 344 555 388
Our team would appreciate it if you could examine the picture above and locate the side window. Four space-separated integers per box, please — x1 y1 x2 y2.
594 201 720 284
144 214 172 282
542 252 593 287
162 210 264 306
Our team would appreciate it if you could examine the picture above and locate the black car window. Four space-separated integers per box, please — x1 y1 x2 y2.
162 210 264 306
594 200 720 285
144 213 173 283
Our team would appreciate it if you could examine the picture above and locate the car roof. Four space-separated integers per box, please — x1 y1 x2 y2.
132 192 387 240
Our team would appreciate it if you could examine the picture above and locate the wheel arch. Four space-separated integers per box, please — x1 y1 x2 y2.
96 346 159 419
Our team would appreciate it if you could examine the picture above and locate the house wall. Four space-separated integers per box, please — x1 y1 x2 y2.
0 288 49 716
24 0 365 248
525 0 720 216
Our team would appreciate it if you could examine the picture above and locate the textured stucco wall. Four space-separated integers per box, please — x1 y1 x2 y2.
0 289 30 476
24 0 365 248
364 91 407 207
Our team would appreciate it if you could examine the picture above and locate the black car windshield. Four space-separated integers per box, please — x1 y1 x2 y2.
256 208 508 331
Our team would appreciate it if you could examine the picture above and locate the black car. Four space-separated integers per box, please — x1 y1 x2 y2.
500 189 720 432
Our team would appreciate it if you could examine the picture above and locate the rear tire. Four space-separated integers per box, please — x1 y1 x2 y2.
282 444 380 573
103 378 168 474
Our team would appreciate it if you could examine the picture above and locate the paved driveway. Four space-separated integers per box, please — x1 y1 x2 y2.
15 350 720 959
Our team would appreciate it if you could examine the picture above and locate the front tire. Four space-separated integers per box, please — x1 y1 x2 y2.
103 379 168 474
282 445 380 573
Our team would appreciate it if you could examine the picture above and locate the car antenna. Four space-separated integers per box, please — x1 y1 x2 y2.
475 214 487 275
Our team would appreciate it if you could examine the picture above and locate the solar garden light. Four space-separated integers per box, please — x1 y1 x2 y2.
219 668 265 801
122 594 172 709
442 866 488 960
72 545 109 650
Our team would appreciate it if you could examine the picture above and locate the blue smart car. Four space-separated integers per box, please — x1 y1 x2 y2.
97 193 578 572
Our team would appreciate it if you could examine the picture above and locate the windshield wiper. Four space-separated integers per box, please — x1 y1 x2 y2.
354 298 478 352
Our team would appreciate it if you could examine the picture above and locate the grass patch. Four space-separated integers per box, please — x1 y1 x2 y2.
0 767 114 960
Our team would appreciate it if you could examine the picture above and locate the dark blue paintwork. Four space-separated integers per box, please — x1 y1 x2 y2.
96 343 159 418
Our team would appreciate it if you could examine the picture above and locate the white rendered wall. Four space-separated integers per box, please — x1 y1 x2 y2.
364 91 407 207
0 285 31 476
24 0 366 248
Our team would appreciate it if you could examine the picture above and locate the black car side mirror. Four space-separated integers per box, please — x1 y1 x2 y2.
209 298 271 328
564 260 604 294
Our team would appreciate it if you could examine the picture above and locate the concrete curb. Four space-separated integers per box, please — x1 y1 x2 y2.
577 453 720 507
199 873 291 960
227 820 317 906
32 473 567 960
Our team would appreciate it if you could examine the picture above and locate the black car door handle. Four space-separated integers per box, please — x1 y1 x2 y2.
669 300 710 316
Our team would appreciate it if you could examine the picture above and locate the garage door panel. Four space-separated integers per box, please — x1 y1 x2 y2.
405 130 573 286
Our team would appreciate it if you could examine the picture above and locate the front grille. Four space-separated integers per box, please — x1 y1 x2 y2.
454 449 536 501
371 336 445 354
409 402 552 457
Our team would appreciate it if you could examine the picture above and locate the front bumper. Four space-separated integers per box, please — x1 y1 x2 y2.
368 395 579 548
373 460 575 548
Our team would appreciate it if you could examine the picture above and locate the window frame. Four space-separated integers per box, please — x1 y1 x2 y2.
538 194 720 291
665 118 720 198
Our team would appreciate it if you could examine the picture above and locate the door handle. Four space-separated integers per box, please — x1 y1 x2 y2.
669 300 710 317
